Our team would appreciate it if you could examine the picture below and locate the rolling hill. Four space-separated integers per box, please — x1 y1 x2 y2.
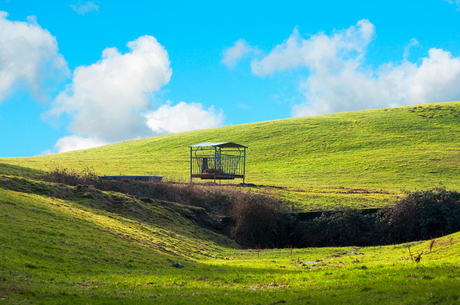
2 102 460 303
1 171 460 303
2 101 460 209
3 102 460 189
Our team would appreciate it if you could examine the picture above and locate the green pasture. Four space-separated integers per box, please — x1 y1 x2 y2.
2 101 460 303
3 102 460 209
1 176 460 304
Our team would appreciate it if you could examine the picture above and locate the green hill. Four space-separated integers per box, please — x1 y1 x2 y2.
2 102 460 303
3 101 460 209
1 174 460 304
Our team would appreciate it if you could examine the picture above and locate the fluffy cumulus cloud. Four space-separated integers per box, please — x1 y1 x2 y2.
70 1 99 15
221 39 254 68
145 101 224 134
54 135 108 153
248 19 460 116
48 35 172 145
48 35 224 153
0 11 68 103
251 20 374 77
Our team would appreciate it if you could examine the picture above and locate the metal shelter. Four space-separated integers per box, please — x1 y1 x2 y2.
189 142 247 183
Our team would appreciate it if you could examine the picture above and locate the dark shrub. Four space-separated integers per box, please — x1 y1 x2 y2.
46 166 99 186
296 208 377 247
46 167 243 216
182 184 238 215
382 188 460 244
46 167 460 248
230 192 296 248
295 189 460 247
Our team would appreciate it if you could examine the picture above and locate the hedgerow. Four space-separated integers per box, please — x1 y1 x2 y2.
231 188 460 248
44 168 460 248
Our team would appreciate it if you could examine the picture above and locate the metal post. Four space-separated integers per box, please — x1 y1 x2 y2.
190 147 193 183
243 147 246 185
214 146 217 184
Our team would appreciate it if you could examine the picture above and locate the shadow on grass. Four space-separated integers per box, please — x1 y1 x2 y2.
1 181 460 304
3 258 460 305
0 162 45 178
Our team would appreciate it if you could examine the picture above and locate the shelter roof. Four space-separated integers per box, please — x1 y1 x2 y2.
189 142 247 148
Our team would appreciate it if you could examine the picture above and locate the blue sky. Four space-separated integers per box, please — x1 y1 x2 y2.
1 0 460 157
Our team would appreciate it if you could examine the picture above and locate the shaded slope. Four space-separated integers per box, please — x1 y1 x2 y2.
0 181 234 303
1 172 460 303
0 176 237 265
2 180 460 304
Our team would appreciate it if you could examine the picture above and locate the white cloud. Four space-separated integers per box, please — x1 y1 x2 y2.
145 101 224 134
54 135 108 153
48 35 172 144
0 11 68 103
249 19 460 116
222 39 254 68
444 0 460 11
48 35 225 153
70 1 99 15
251 20 374 77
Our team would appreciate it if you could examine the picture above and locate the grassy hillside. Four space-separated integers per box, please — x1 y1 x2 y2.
3 102 460 209
1 176 460 304
3 101 460 303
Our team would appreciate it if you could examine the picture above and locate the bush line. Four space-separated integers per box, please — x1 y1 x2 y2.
46 167 460 249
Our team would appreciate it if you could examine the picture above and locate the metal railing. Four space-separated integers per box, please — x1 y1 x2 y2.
191 154 243 176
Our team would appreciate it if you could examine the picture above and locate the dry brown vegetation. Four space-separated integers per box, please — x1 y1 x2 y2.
44 167 460 249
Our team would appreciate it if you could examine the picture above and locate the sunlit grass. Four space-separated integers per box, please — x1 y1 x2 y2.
2 102 460 209
1 185 460 304
251 185 400 210
2 102 460 303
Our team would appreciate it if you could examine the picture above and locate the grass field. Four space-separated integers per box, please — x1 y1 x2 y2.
2 102 460 303
1 175 460 304
3 101 460 209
